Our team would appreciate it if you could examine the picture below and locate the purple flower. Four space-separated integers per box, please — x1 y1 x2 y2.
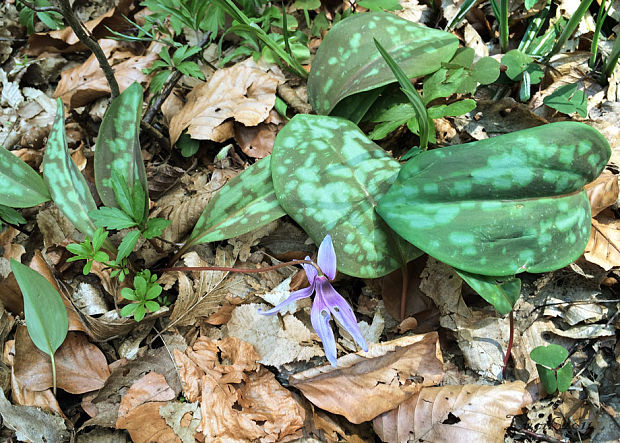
259 235 368 366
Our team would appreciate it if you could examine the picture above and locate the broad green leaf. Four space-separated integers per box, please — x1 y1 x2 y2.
530 344 569 369
536 364 558 393
10 259 68 359
294 0 321 9
502 49 544 84
271 114 422 278
456 270 521 315
377 122 611 276
188 157 286 246
358 0 403 11
0 204 26 225
330 87 385 123
556 361 573 392
307 12 458 115
0 147 50 208
43 99 98 238
471 56 501 85
90 207 138 230
543 83 587 118
427 99 476 119
94 82 148 222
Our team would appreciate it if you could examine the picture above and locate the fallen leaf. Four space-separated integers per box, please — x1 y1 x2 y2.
116 402 181 443
289 333 444 424
586 170 619 217
168 58 285 145
36 206 82 248
11 365 64 416
373 382 533 443
54 40 162 108
160 401 202 443
584 217 620 270
0 227 25 262
13 327 110 394
117 372 176 421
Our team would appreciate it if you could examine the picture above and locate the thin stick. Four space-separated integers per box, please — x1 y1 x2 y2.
57 0 120 99
164 258 319 275
502 310 514 378
400 264 408 321
18 0 60 13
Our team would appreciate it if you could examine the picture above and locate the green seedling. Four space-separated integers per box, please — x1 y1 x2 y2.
543 83 587 117
17 0 64 34
66 227 111 275
501 49 544 101
120 270 164 321
143 45 205 93
530 344 573 393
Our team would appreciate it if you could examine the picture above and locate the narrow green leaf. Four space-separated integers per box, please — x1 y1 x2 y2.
271 114 422 278
110 171 135 219
121 287 138 301
94 82 149 222
188 157 286 246
134 304 146 321
90 207 138 230
116 230 140 261
0 147 50 208
91 227 108 252
456 270 521 315
43 99 99 238
0 204 27 225
10 260 68 358
377 122 611 276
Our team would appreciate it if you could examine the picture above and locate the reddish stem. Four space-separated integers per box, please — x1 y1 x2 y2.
503 310 514 378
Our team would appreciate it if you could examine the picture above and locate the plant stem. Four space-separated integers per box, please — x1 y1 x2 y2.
502 310 514 378
499 0 509 52
50 353 57 396
57 0 120 99
143 32 212 125
400 264 408 321
602 34 620 83
542 0 594 63
164 258 321 275
19 0 61 13
590 0 608 69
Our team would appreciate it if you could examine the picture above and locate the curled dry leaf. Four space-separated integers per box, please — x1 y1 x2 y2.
373 382 533 443
289 333 444 424
168 58 285 145
174 336 305 442
0 227 25 262
54 40 162 108
584 217 620 270
13 327 110 394
585 170 619 217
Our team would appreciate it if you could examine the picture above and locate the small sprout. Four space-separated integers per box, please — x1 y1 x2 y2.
530 344 573 394
120 270 164 322
66 227 110 275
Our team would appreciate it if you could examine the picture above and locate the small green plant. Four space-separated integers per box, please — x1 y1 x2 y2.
543 83 587 118
120 270 164 321
530 344 573 394
17 0 64 34
143 45 205 93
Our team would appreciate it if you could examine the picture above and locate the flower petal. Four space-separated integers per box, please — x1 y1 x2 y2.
317 279 368 352
258 284 315 315
311 291 338 366
317 235 336 280
301 255 318 284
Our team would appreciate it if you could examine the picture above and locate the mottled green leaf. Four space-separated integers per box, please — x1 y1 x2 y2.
456 270 521 315
377 122 611 276
0 147 50 208
43 99 98 238
358 0 402 11
271 114 422 278
10 259 68 359
188 157 286 246
94 82 148 221
308 12 458 115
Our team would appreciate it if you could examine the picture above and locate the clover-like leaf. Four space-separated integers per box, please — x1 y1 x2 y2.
271 114 422 278
43 99 99 239
94 82 148 222
307 12 458 115
543 83 587 118
188 156 286 246
0 147 50 208
377 122 611 276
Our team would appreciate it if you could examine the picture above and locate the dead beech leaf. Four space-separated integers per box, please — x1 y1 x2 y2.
117 372 176 420
11 366 64 416
0 227 25 262
54 40 162 108
586 170 619 217
116 402 181 443
168 58 285 145
289 332 444 424
584 217 620 270
373 382 533 443
13 327 110 394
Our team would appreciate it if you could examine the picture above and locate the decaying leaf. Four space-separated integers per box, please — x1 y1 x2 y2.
584 217 620 270
174 336 305 441
168 58 285 145
160 401 202 443
0 227 25 262
373 382 533 443
233 109 284 159
585 170 619 217
289 333 444 423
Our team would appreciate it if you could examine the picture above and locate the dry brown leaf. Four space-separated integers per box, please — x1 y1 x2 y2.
168 58 285 145
586 170 619 217
26 0 133 55
54 40 162 108
373 382 533 443
233 122 277 158
289 333 444 424
11 367 64 416
0 227 25 262
117 372 176 420
584 217 620 270
13 327 110 394
116 402 181 443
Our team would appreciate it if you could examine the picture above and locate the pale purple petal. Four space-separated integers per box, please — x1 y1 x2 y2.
301 255 318 285
317 235 336 280
316 279 368 352
311 289 338 366
258 284 315 315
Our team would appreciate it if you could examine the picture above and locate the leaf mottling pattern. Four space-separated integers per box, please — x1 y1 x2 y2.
271 114 422 278
308 12 458 115
42 99 98 238
378 122 611 276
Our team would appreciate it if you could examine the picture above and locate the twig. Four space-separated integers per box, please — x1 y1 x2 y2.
400 264 408 321
143 32 212 124
57 0 120 99
277 83 313 114
163 258 319 275
511 427 569 443
18 0 61 13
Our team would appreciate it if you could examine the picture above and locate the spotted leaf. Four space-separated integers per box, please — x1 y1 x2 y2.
307 12 458 116
43 99 98 238
188 157 286 246
271 114 422 278
377 122 611 276
94 82 148 221
0 147 50 208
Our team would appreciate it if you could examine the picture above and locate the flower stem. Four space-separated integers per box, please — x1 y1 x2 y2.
502 310 514 378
